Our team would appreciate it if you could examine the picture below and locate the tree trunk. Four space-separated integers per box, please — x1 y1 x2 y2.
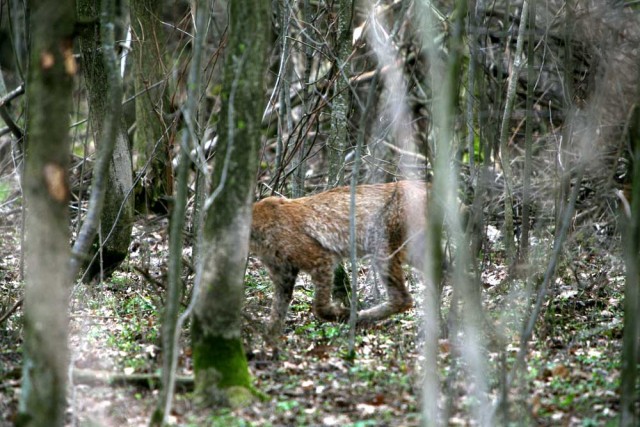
326 0 354 308
326 0 353 189
130 0 174 213
417 0 468 422
191 0 271 406
498 2 530 266
77 0 134 281
620 104 640 427
69 0 123 281
519 0 536 261
18 0 75 424
149 1 211 423
290 0 314 198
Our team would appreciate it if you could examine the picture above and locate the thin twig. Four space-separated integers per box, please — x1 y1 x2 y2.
0 297 23 324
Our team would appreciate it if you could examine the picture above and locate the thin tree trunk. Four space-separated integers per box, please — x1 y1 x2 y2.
273 0 292 178
500 167 584 417
10 0 27 77
291 0 314 198
347 70 379 356
620 105 640 427
191 0 271 406
149 0 210 423
327 0 354 307
556 0 574 239
498 1 529 265
468 0 489 263
130 0 173 213
70 0 123 281
446 3 491 425
519 0 536 260
18 0 75 424
327 0 353 189
77 0 134 282
418 0 458 423
465 0 477 173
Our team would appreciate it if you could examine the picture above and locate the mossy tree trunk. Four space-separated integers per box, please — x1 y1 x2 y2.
130 0 173 213
191 0 270 406
77 0 134 280
18 0 75 424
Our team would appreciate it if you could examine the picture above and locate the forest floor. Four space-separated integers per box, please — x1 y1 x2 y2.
0 196 635 426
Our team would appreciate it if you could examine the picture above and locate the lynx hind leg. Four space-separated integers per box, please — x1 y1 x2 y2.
265 265 298 343
357 254 412 325
310 262 350 322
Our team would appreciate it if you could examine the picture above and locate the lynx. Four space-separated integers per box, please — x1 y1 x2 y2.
250 181 428 340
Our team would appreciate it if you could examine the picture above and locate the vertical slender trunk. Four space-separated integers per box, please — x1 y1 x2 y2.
327 0 353 189
498 1 529 265
347 71 379 355
150 1 211 423
418 0 467 422
620 105 640 427
77 0 133 281
130 0 174 213
191 0 271 406
520 0 536 260
274 0 292 179
291 0 314 197
556 0 574 235
70 0 123 281
327 0 354 306
18 0 75 424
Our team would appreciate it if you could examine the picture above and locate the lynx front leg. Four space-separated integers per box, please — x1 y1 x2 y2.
357 256 412 324
266 265 299 342
310 263 350 322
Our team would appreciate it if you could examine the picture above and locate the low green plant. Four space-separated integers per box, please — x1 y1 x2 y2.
0 181 11 204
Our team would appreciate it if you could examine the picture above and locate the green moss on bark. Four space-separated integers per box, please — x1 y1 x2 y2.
191 0 271 409
193 333 250 389
192 319 265 406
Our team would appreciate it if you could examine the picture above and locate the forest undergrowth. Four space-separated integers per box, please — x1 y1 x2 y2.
0 199 631 426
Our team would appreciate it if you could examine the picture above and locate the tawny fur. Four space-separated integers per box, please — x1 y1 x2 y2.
250 181 427 341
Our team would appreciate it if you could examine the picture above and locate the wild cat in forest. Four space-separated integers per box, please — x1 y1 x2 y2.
250 181 428 341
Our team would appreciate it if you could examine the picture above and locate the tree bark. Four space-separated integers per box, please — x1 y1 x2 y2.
18 0 75 424
149 1 211 422
69 0 122 281
417 0 468 422
77 0 134 281
620 104 640 427
290 0 314 198
191 0 271 406
519 0 536 261
326 0 353 189
498 1 530 265
326 0 354 308
130 0 174 213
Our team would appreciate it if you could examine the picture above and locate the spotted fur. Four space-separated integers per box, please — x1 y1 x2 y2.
250 181 427 341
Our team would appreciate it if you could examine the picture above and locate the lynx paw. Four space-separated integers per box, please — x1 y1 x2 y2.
313 303 350 322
